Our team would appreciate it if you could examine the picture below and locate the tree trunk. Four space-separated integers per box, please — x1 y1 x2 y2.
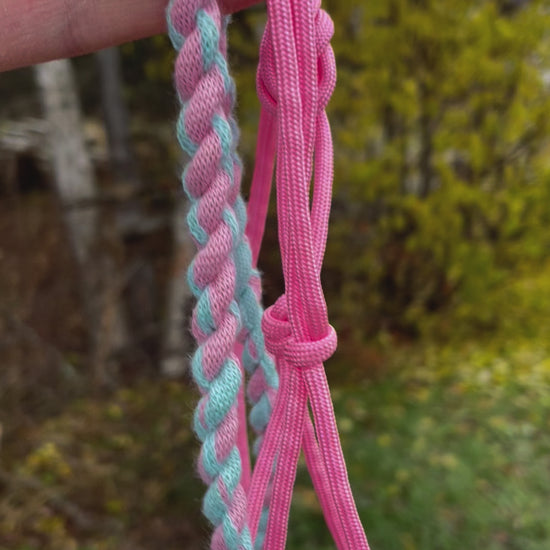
96 47 165 373
34 59 129 385
96 47 141 190
418 83 434 199
96 46 147 240
161 197 194 377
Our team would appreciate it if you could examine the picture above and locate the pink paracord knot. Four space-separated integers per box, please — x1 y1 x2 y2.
262 296 337 368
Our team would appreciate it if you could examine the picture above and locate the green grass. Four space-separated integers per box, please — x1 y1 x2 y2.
289 340 550 550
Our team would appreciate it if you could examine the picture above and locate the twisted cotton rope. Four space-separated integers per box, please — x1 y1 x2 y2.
166 1 278 547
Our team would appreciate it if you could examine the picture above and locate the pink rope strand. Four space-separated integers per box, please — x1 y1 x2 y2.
244 0 371 548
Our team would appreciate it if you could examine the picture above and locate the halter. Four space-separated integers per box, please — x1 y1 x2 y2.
167 1 370 548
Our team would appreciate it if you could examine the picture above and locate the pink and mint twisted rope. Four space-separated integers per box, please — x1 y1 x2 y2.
166 1 277 548
167 1 250 548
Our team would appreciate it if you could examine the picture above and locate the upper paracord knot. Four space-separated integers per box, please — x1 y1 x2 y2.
256 6 336 114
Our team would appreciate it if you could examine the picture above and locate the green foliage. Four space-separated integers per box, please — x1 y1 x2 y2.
0 382 205 550
228 9 268 165
288 330 550 550
4 335 549 550
319 0 550 340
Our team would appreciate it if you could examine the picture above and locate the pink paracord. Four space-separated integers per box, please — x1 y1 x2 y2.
244 0 371 548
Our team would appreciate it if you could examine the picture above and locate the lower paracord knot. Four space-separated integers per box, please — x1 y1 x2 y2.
284 325 337 368
262 296 337 368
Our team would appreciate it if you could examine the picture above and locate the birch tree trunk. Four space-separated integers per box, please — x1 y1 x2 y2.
34 59 129 385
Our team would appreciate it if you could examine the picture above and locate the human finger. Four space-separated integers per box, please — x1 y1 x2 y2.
1 0 263 73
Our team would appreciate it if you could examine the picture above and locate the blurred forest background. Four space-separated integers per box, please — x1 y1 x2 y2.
1 0 550 548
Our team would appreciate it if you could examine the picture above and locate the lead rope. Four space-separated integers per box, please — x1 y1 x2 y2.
168 0 370 548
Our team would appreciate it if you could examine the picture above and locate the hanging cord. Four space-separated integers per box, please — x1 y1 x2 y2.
222 18 279 488
244 108 279 550
166 1 278 547
244 0 371 548
223 13 279 550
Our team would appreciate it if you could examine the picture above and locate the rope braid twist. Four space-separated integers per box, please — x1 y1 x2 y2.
167 1 254 548
166 0 367 548
167 1 277 548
